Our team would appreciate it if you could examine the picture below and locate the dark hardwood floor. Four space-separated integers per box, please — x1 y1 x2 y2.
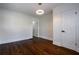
0 37 79 55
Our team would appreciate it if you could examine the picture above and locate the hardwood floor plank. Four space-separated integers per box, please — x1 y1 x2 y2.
0 37 79 55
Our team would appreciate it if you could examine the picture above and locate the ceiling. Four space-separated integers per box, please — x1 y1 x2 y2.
0 3 62 16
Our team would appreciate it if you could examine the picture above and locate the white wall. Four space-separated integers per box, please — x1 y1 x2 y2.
39 13 53 41
0 9 37 44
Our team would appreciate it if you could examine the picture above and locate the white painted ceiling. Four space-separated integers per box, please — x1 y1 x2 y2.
0 3 62 16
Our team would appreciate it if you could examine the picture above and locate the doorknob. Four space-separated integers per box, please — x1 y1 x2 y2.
61 30 65 32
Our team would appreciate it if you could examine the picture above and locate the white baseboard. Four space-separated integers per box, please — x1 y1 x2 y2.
0 37 32 44
53 41 62 46
39 35 53 42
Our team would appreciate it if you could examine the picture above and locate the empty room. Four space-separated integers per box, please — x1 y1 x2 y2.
0 3 79 55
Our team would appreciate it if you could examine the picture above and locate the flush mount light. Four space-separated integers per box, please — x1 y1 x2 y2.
36 9 44 15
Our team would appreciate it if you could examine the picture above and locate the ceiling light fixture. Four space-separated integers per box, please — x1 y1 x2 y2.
35 3 44 15
36 9 44 15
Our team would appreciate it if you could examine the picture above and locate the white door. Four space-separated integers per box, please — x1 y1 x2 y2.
61 9 76 50
75 8 79 52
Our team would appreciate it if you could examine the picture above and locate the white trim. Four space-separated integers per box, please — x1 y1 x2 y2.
53 41 62 46
0 37 32 44
38 19 39 37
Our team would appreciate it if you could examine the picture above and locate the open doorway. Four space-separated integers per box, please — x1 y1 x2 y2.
32 20 39 38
